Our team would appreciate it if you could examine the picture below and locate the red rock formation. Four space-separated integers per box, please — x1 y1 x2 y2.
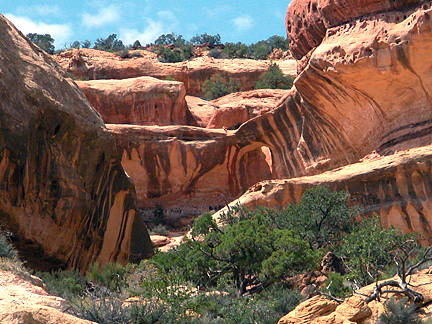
286 0 424 59
216 146 432 244
107 124 273 222
185 96 218 127
55 50 281 96
207 89 292 129
0 14 152 270
76 77 196 126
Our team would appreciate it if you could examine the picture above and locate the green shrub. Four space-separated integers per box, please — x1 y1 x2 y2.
322 273 351 299
202 74 241 100
94 34 124 52
190 33 221 45
150 225 169 236
338 215 416 286
378 297 422 324
0 231 18 260
87 262 129 293
267 35 290 51
207 48 221 58
27 33 55 54
156 44 193 63
255 63 294 89
38 268 86 298
221 42 249 58
249 40 272 60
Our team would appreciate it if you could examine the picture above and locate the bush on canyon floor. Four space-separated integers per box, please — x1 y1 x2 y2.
337 215 417 287
0 231 18 260
202 74 241 100
255 63 294 89
377 297 422 324
37 186 430 323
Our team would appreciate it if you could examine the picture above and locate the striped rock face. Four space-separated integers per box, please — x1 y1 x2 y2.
285 0 423 59
0 15 152 270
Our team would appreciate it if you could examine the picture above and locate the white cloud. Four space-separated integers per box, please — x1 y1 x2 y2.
16 4 62 17
4 13 73 48
120 19 164 45
120 11 179 45
233 15 254 32
81 4 121 28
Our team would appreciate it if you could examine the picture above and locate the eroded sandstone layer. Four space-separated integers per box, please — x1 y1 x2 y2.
216 147 432 244
55 49 296 96
119 2 432 225
76 77 196 126
107 124 274 221
0 15 152 270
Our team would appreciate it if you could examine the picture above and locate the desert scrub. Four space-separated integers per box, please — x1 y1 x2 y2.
255 63 294 89
202 74 241 100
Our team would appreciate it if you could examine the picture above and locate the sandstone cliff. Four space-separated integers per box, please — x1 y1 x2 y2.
55 49 296 96
215 146 432 244
0 14 152 270
76 77 196 126
107 124 274 222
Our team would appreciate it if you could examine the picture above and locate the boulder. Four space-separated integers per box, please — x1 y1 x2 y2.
55 49 295 96
185 96 218 127
0 270 95 324
76 77 196 126
0 14 152 270
277 295 339 324
279 268 432 323
207 89 292 129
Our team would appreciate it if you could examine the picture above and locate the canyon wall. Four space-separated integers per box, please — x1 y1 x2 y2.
0 14 152 270
56 50 284 97
105 1 432 234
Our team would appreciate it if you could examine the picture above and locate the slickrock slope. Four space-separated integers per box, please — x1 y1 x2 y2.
76 77 196 126
278 267 432 323
216 146 432 244
0 270 95 324
286 0 424 59
0 15 152 270
55 49 295 96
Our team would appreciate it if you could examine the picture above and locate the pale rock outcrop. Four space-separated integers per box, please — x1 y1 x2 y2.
0 14 152 270
279 268 432 323
55 49 296 96
277 295 339 324
0 270 95 324
76 77 196 126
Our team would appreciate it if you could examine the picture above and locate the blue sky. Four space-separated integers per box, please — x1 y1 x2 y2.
2 1 291 50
